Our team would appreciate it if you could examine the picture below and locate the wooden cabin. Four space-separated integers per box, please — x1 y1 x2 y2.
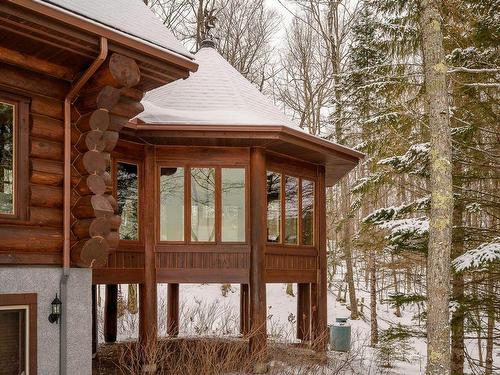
0 1 197 373
0 1 362 373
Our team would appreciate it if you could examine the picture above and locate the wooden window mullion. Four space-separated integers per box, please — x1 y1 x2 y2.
185 165 191 244
298 177 303 246
215 167 222 243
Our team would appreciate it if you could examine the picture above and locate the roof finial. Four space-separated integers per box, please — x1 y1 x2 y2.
201 7 217 49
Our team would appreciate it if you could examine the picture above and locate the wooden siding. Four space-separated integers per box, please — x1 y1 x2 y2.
0 62 68 265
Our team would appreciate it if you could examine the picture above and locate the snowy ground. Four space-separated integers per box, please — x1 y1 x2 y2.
98 283 498 375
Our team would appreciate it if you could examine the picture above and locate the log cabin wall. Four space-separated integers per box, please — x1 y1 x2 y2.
0 62 68 265
0 53 146 269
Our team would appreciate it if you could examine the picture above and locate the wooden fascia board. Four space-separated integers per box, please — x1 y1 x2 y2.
7 0 198 73
129 123 364 164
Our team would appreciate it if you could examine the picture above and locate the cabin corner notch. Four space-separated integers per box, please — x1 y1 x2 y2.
70 53 144 268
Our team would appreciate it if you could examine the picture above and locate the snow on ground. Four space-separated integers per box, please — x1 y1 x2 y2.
99 283 498 374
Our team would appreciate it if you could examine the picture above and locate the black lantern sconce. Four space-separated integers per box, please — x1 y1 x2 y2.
48 293 62 324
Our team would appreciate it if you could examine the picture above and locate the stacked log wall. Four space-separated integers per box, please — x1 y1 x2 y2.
70 54 143 267
0 62 67 265
0 54 144 267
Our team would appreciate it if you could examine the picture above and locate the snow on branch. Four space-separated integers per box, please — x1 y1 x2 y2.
363 196 430 224
378 142 429 176
448 67 500 74
452 238 500 272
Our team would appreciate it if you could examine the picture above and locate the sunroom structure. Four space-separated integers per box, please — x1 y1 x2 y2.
96 40 364 353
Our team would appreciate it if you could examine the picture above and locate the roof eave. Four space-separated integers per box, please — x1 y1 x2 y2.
8 0 198 73
127 122 364 185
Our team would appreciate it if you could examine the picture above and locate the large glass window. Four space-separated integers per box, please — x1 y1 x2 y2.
191 168 216 242
221 168 245 242
160 167 184 241
267 171 316 246
0 102 14 215
267 171 281 243
284 176 299 244
117 162 139 240
301 180 315 245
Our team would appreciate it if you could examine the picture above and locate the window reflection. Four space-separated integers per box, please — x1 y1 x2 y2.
301 180 314 245
0 102 14 214
117 162 139 240
267 171 281 243
221 168 245 242
191 168 216 242
160 167 184 241
284 176 299 244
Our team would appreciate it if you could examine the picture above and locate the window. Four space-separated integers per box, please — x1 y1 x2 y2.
191 168 216 242
159 166 246 243
221 168 245 242
266 171 281 243
0 102 14 215
284 176 299 244
267 171 315 246
160 167 184 241
116 162 139 240
0 294 36 375
301 180 315 245
0 93 28 221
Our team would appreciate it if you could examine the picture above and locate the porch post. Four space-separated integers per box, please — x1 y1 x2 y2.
297 283 311 342
240 283 250 335
249 147 267 361
167 283 179 336
92 284 98 355
139 145 157 348
312 165 328 350
104 284 117 343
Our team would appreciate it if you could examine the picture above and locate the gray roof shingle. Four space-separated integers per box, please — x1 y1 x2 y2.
139 45 298 127
38 0 192 59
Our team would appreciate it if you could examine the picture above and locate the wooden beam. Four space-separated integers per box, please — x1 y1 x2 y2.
167 283 179 337
139 145 157 347
297 283 311 342
0 45 76 80
104 284 117 343
312 165 328 351
92 285 98 355
240 284 250 335
249 147 267 359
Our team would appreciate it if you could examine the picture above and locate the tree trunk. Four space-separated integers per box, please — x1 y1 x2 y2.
369 249 378 346
286 283 295 297
420 1 453 374
485 271 494 375
451 172 464 375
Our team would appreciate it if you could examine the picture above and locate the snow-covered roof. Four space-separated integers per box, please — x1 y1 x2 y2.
38 0 193 59
138 44 298 127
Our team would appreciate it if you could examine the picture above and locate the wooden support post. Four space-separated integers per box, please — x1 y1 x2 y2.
297 283 311 342
240 284 250 335
167 283 179 336
312 165 328 351
249 147 267 362
139 145 157 349
92 284 98 355
104 284 117 343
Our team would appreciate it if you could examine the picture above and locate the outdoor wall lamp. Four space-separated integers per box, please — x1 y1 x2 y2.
48 293 62 323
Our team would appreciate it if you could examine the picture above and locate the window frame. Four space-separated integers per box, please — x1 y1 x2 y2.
111 156 144 247
0 293 37 375
157 164 249 245
113 159 142 244
266 169 316 248
0 91 29 222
